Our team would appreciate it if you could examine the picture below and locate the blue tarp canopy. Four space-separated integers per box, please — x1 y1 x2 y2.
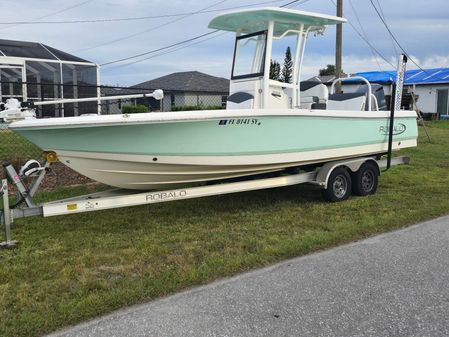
354 68 449 85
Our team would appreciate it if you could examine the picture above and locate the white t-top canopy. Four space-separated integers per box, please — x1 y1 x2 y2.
208 7 346 35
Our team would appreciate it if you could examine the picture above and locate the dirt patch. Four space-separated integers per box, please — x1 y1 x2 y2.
35 162 94 190
1 161 97 194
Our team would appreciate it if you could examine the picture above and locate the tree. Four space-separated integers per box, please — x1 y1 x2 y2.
269 59 281 80
319 64 339 76
280 46 293 83
275 62 281 80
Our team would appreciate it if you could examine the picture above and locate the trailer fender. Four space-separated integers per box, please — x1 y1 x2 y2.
315 158 380 189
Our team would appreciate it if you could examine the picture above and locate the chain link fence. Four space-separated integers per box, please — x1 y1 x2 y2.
1 82 227 164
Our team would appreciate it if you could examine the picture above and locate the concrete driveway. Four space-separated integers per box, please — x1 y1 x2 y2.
47 215 449 337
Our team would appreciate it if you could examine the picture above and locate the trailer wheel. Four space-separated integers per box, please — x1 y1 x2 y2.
321 167 352 202
352 162 379 196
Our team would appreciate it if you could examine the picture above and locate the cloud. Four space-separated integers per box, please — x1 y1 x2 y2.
300 54 392 79
416 55 449 69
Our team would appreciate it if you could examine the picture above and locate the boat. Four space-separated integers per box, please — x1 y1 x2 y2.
8 7 418 190
0 98 36 123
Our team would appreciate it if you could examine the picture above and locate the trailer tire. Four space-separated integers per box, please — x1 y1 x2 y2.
321 167 352 202
352 162 379 196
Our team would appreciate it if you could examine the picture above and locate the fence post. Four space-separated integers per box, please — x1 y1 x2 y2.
1 179 17 248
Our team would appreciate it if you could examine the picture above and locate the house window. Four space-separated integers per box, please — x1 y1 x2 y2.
170 93 175 107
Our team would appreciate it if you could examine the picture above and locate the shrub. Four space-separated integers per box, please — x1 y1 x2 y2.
122 104 150 114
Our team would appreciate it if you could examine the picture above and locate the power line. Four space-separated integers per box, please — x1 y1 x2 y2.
0 0 285 25
282 0 313 8
370 0 449 83
368 0 426 71
102 32 230 73
101 31 220 66
347 19 394 68
329 0 394 68
103 0 309 71
374 0 399 57
101 0 307 68
281 0 309 6
123 0 305 67
0 0 93 31
73 0 229 53
347 0 382 70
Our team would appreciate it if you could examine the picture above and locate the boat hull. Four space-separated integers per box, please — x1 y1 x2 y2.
10 109 418 190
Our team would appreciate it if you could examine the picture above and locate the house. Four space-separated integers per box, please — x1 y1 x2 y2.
100 71 230 114
99 85 152 114
0 38 99 117
355 68 449 119
132 71 230 111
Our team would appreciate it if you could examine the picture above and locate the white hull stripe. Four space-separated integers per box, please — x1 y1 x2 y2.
57 139 417 167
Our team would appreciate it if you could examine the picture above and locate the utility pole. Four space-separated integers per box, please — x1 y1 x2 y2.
335 0 343 93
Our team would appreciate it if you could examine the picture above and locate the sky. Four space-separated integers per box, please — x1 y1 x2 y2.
1 0 448 86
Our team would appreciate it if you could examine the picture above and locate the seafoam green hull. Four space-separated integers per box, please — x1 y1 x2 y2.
13 115 417 157
10 111 418 189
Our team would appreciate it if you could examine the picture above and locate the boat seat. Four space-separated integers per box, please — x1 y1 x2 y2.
227 91 254 104
227 91 254 109
301 95 318 105
327 92 366 111
311 102 327 110
299 80 328 109
355 84 386 111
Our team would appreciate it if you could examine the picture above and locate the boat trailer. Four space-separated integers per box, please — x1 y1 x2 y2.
1 156 409 248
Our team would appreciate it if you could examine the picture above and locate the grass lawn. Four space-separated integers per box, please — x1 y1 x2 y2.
0 128 41 161
1 122 449 337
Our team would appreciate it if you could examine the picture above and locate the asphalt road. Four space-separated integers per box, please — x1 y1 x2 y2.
47 215 449 337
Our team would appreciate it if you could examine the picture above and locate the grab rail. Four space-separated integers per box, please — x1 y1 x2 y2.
330 76 372 112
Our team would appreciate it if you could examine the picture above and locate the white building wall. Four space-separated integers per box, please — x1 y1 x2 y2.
161 95 172 112
409 84 449 114
382 84 392 96
184 93 223 107
184 94 199 106
175 94 185 107
161 93 184 111
154 92 227 111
